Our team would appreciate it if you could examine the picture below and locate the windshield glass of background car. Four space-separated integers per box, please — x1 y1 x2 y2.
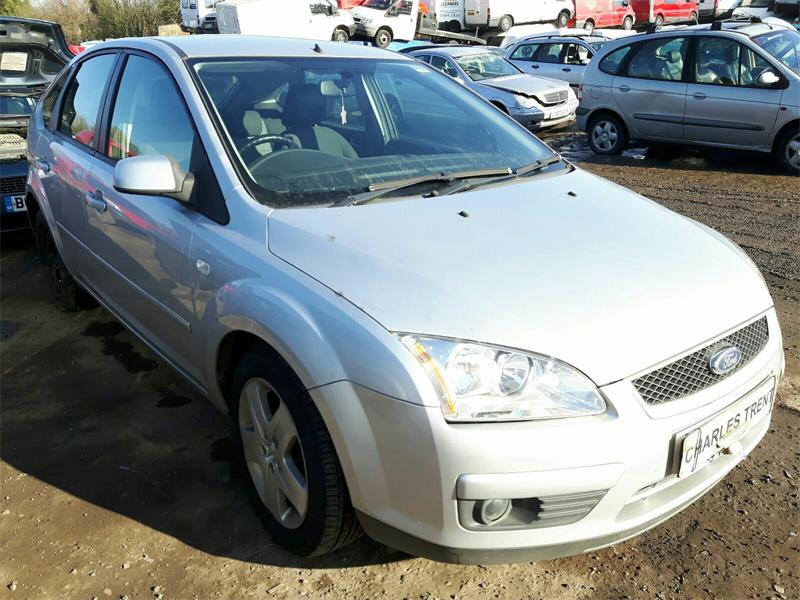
753 30 800 74
362 0 393 8
455 53 519 80
0 96 36 116
192 58 556 208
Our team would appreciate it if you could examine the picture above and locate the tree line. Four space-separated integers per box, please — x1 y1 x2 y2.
1 0 181 44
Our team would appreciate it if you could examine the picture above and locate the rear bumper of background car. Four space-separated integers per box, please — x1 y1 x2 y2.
310 310 784 563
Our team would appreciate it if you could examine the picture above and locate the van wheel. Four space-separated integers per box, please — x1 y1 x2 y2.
374 27 393 48
654 14 664 29
332 27 349 43
775 127 800 174
498 14 513 32
556 11 570 29
623 15 634 30
588 114 627 155
34 211 91 312
583 19 595 34
231 347 362 556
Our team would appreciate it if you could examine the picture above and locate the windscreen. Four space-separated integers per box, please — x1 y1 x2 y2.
454 52 520 81
753 29 800 75
192 57 556 207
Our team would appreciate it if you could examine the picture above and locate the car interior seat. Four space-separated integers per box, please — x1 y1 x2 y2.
282 84 358 159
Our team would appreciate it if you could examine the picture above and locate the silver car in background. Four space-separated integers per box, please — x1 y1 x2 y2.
576 20 800 173
408 46 578 130
26 36 784 563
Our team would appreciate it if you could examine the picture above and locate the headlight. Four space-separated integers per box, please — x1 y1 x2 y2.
399 335 606 423
359 16 372 24
515 95 539 109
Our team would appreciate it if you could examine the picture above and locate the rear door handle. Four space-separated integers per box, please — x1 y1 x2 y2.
34 159 50 173
619 84 631 92
693 92 707 100
531 64 539 69
84 190 107 213
562 67 572 72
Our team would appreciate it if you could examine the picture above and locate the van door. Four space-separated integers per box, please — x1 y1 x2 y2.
391 0 418 40
83 53 223 382
685 37 782 148
612 36 689 140
309 0 336 40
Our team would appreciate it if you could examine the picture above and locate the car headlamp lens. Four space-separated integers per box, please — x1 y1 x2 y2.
399 335 606 422
515 94 538 109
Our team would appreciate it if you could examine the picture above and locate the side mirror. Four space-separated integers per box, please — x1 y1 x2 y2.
113 155 194 203
757 69 781 87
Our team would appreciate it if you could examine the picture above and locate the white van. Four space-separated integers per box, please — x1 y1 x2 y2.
216 0 355 41
180 0 220 33
464 0 575 32
696 0 739 19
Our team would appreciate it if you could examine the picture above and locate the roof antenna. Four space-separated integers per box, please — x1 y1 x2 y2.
313 43 323 54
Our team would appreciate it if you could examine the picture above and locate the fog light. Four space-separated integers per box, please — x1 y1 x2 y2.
478 498 511 525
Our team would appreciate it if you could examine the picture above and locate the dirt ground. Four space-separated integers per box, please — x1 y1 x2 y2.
1 129 798 600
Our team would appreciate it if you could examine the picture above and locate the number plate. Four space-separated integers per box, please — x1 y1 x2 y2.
2 195 27 213
548 106 573 120
678 379 773 478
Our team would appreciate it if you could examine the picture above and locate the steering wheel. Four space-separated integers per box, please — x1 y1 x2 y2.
239 134 300 157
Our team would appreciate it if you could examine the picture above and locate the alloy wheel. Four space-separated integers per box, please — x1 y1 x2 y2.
786 133 800 171
592 121 618 152
239 377 308 529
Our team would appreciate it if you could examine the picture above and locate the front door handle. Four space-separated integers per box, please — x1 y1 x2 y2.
34 159 50 173
619 84 631 92
693 92 707 100
562 67 572 72
531 64 539 69
84 190 107 213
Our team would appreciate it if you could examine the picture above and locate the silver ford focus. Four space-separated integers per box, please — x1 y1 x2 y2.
26 35 784 563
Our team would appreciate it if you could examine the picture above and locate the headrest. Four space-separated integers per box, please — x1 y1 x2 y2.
667 50 682 64
283 84 325 128
242 110 265 136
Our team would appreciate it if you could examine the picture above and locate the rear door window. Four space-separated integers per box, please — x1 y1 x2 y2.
58 53 117 149
599 45 633 75
626 37 688 81
534 43 566 64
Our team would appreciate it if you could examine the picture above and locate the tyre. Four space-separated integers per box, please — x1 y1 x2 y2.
498 14 513 32
34 210 91 312
587 113 628 156
374 27 392 48
623 15 634 30
332 27 349 43
774 127 800 174
231 347 362 556
556 11 570 29
583 19 595 34
654 14 664 29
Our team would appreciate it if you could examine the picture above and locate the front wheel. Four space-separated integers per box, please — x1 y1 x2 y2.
775 128 800 174
34 211 91 312
583 19 595 34
588 114 628 156
498 14 513 32
374 27 393 48
231 347 362 556
623 15 634 30
332 27 349 43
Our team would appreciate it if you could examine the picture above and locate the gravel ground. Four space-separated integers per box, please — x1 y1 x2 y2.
1 128 798 599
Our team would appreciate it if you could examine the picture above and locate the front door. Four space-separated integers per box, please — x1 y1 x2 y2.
82 53 208 382
613 36 689 140
685 37 782 148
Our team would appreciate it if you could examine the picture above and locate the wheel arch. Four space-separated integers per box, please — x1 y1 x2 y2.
586 107 630 138
490 100 508 113
771 118 800 154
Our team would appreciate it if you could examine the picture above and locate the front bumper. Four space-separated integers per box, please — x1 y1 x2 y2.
353 21 378 38
510 99 578 131
311 310 784 563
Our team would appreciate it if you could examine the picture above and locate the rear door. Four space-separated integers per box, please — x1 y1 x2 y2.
43 52 118 277
82 52 224 381
612 36 689 140
685 36 782 148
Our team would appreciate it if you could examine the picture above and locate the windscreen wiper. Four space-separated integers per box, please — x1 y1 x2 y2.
333 167 513 207
431 155 567 197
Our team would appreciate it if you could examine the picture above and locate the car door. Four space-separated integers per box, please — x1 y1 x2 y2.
685 37 783 148
43 52 119 277
81 52 222 382
612 36 689 140
529 42 568 81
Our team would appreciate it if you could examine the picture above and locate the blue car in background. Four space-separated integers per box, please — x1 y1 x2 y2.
0 17 71 233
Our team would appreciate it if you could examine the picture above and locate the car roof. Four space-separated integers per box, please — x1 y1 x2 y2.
411 46 497 58
510 34 609 46
89 35 411 60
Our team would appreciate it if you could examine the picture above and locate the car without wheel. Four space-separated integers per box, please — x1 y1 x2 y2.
409 45 579 130
26 35 784 563
0 17 71 232
576 20 800 173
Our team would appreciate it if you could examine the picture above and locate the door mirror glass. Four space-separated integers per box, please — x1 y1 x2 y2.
757 69 781 87
113 155 194 202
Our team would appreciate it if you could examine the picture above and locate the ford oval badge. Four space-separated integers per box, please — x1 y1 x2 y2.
708 346 742 375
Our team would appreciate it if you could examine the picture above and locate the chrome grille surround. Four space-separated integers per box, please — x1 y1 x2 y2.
633 317 769 405
539 90 569 106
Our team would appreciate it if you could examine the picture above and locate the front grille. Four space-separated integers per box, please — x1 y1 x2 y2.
633 317 769 405
0 176 26 196
539 90 569 105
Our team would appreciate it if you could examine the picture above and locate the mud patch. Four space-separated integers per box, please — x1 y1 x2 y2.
158 394 192 408
101 337 158 373
82 320 125 338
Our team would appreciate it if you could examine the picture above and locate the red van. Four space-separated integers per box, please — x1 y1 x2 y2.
630 0 699 27
338 0 366 7
571 0 637 33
